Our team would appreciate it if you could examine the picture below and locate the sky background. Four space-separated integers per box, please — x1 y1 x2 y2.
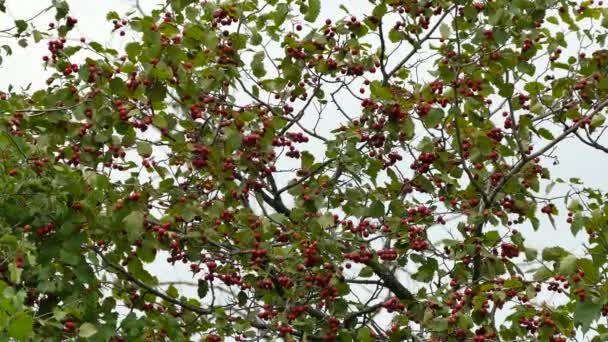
1 0 607 336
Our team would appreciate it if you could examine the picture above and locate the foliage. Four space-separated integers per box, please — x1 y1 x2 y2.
1 0 608 341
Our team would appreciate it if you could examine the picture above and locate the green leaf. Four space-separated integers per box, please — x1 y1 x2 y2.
281 60 301 82
483 231 501 245
358 266 373 278
197 279 209 298
250 29 262 45
52 308 66 321
524 248 538 261
459 314 474 330
558 254 578 275
1 44 11 55
146 82 167 103
317 213 334 229
125 42 141 60
300 151 315 169
170 0 195 11
32 30 44 43
136 142 152 158
498 83 514 97
372 4 387 18
388 29 401 43
577 258 599 283
304 0 320 22
9 263 22 284
368 200 385 218
78 323 98 338
414 174 435 193
356 327 374 342
493 29 509 45
591 114 605 128
517 62 536 76
423 108 444 128
153 113 169 128
568 199 584 212
412 258 438 282
366 159 383 182
8 313 33 341
370 81 392 101
533 266 553 281
559 8 578 31
542 246 568 261
59 249 80 266
106 11 120 21
463 6 477 20
238 290 248 306
225 127 242 153
110 77 127 95
524 82 544 95
476 135 493 155
273 3 289 26
439 23 451 39
184 25 203 40
251 51 266 78
537 128 554 140
269 213 289 224
54 1 69 20
14 20 27 34
574 301 601 333
403 117 415 139
167 285 179 298
127 258 157 285
123 211 144 243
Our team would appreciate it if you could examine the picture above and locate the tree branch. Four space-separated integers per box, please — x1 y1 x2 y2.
488 98 608 204
473 97 608 281
378 17 389 81
365 259 415 302
506 71 527 159
384 5 454 82
92 247 213 315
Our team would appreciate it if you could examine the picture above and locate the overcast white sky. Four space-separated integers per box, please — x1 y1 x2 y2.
1 0 607 336
1 0 601 249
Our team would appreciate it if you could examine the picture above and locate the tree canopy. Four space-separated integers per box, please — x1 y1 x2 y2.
2 0 608 341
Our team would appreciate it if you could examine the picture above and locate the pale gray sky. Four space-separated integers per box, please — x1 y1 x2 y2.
1 0 606 338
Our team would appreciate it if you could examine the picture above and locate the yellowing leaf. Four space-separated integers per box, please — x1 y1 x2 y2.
78 323 98 338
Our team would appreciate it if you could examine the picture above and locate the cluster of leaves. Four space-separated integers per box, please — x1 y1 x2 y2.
2 0 608 341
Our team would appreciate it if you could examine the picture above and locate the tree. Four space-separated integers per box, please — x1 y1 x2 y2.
2 0 608 340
